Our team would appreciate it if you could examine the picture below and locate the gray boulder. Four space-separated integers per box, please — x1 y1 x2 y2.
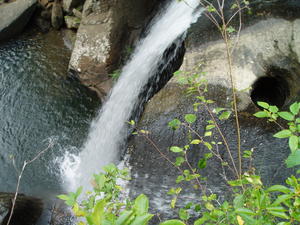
0 0 37 42
64 15 80 29
63 0 84 14
51 0 63 29
69 0 167 99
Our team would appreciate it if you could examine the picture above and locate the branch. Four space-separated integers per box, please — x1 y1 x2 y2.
6 140 54 225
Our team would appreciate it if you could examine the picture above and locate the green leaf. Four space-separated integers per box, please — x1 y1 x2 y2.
290 102 299 115
116 210 134 225
269 105 279 113
131 214 153 225
278 112 295 121
226 26 236 33
198 158 207 169
175 157 185 166
159 220 186 225
170 146 183 153
179 208 190 220
92 200 105 225
289 135 298 152
219 111 231 120
233 195 244 209
235 208 255 215
214 107 225 114
204 131 212 137
271 195 291 206
134 194 149 215
257 101 270 109
176 175 184 183
254 111 269 118
194 216 208 225
57 194 69 201
267 185 291 194
204 142 212 150
273 130 292 138
286 151 300 168
268 211 289 220
184 114 197 124
205 125 215 130
168 119 181 130
190 139 201 144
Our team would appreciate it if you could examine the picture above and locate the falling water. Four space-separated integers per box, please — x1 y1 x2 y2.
62 0 203 191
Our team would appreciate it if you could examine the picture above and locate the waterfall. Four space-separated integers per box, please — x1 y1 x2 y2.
62 0 203 191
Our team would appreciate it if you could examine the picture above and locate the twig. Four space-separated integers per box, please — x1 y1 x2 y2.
6 141 54 225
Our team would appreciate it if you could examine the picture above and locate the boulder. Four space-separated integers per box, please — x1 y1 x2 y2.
0 0 37 42
62 0 84 14
69 0 167 99
64 15 80 29
0 192 43 225
51 0 63 29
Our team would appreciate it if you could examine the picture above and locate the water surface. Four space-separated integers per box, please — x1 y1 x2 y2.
0 29 99 197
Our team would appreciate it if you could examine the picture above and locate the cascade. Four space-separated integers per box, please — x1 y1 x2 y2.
61 0 203 191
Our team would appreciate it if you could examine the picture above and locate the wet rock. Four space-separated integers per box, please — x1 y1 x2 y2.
51 0 63 29
64 15 80 29
72 8 82 18
0 192 43 225
62 0 84 14
62 28 76 50
69 0 168 98
0 0 37 42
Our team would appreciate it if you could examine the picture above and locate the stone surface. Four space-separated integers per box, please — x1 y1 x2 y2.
128 14 300 222
181 18 300 110
0 192 43 225
63 0 84 13
0 0 37 42
51 0 63 29
64 15 80 29
69 0 167 98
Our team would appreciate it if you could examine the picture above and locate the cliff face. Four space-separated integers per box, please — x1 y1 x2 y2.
69 0 167 99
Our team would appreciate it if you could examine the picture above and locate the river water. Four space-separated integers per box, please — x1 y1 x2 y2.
0 29 99 197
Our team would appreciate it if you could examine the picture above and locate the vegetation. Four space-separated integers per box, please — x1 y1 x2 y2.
58 0 300 225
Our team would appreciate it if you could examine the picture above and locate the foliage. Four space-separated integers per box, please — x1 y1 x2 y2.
109 70 121 81
253 101 300 168
58 164 153 225
58 1 300 225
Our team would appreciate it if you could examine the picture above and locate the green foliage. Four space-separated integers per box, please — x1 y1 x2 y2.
58 164 153 225
109 70 121 81
254 101 300 167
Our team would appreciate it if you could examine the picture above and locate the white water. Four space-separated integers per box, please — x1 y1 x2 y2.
62 0 202 191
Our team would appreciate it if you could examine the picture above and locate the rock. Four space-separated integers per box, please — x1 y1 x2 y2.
62 28 77 50
72 8 82 18
0 0 37 42
181 18 300 110
51 0 63 29
69 0 167 98
64 15 80 29
0 192 43 225
63 0 84 14
127 7 300 220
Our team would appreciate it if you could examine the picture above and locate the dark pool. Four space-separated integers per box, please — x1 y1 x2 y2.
0 29 99 197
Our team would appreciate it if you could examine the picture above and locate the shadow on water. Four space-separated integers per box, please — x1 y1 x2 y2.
0 27 100 199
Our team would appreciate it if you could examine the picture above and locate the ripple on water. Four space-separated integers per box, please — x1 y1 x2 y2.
0 29 100 196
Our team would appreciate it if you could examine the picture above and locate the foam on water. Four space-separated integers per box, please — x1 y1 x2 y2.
61 0 203 191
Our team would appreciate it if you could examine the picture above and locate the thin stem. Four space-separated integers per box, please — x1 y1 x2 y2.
140 133 183 174
6 142 53 225
223 30 242 180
